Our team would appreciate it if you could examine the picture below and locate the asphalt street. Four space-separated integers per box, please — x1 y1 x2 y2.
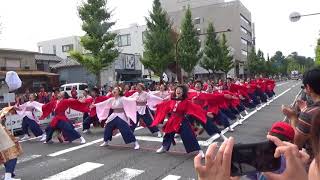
1 80 301 180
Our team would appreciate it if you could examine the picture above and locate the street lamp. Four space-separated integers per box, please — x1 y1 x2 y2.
175 28 232 83
289 11 320 22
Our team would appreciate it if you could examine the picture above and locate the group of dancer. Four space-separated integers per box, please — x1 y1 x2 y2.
9 76 275 158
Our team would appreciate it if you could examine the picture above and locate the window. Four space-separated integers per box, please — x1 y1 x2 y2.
241 26 250 35
117 34 131 47
241 50 248 56
241 38 248 45
53 45 57 55
37 63 45 71
196 28 201 34
79 84 88 90
240 14 251 25
194 17 201 24
38 46 43 53
6 59 20 68
62 44 74 52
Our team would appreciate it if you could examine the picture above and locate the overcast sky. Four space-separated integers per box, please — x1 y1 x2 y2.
0 0 319 58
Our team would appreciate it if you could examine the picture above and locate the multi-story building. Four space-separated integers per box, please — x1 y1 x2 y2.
0 48 61 99
38 24 148 86
160 0 255 77
37 36 84 59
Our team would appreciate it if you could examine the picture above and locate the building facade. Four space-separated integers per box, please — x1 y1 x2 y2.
39 25 148 86
0 48 60 98
37 36 84 59
160 0 255 77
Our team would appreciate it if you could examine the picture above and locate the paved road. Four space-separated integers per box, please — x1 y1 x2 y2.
1 80 301 180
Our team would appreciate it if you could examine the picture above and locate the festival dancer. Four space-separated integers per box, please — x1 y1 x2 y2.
130 83 163 137
95 87 140 149
151 85 205 157
188 81 229 138
40 92 89 144
0 108 23 180
82 87 111 133
151 84 171 100
14 94 46 141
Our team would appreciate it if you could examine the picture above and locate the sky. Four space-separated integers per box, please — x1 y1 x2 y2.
0 0 319 58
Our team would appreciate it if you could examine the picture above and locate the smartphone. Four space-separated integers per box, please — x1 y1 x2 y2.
231 141 281 176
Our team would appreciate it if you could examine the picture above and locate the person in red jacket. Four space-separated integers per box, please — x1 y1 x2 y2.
82 87 111 133
71 86 78 99
151 85 205 157
40 92 89 144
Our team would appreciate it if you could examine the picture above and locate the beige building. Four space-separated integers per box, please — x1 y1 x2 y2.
160 0 255 77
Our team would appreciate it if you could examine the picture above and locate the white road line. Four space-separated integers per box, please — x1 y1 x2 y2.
205 83 299 144
276 81 289 87
48 127 144 157
0 154 42 170
104 168 144 180
135 136 209 147
43 162 103 180
161 175 181 180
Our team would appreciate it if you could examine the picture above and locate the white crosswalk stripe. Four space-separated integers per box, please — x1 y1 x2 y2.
104 168 144 180
43 162 103 180
161 175 181 180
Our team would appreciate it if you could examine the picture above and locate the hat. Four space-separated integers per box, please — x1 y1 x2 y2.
269 122 295 141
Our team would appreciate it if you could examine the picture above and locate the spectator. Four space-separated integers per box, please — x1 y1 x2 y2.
282 68 320 156
37 87 49 103
246 122 295 180
21 89 30 103
71 86 77 99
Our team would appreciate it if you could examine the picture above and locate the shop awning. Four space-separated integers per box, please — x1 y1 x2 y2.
0 70 59 77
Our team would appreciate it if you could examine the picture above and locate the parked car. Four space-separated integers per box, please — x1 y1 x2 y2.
60 83 88 98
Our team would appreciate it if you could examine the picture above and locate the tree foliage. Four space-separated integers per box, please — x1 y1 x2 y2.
200 23 221 75
142 0 175 80
178 6 201 77
219 33 234 75
316 38 320 67
70 0 119 86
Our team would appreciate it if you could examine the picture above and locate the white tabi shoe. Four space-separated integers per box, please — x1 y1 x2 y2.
21 135 30 141
156 146 167 153
80 136 86 144
83 129 90 134
244 110 249 115
4 173 21 180
39 134 47 142
157 131 162 138
100 141 109 147
229 127 234 132
237 119 243 125
219 134 228 141
239 114 245 119
198 150 205 158
134 141 140 150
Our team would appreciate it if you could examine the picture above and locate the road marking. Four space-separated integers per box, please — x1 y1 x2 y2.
206 83 299 144
48 127 144 157
161 175 181 180
43 162 103 180
104 168 144 180
276 81 289 87
135 136 209 146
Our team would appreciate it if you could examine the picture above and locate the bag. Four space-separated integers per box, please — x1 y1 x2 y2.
5 71 22 92
0 124 15 151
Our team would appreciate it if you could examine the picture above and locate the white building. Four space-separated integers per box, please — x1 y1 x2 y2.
37 36 84 59
37 24 149 86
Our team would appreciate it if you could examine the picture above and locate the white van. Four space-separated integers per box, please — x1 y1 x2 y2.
60 83 88 98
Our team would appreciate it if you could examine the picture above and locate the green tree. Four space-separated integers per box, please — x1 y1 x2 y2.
178 6 201 79
256 49 266 74
200 22 221 76
316 38 320 67
270 51 287 75
70 0 119 86
219 33 234 77
142 0 175 81
247 47 259 75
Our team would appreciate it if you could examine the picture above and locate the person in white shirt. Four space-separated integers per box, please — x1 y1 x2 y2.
95 87 140 150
